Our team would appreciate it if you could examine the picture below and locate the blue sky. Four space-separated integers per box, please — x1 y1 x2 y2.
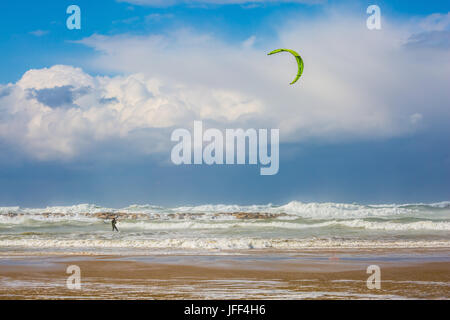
0 0 449 207
1 0 446 82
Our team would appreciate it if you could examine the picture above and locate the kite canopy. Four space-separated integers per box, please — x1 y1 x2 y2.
268 48 304 85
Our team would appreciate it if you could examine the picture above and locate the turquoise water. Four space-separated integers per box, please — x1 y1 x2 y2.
0 201 449 254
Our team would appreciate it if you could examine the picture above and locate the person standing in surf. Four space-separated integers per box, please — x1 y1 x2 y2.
112 217 119 232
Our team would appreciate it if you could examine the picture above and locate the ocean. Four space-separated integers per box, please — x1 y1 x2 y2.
1 201 449 255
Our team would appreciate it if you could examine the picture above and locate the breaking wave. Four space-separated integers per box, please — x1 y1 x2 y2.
0 201 448 253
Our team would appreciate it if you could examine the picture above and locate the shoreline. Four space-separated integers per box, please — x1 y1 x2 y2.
1 246 450 257
0 249 449 299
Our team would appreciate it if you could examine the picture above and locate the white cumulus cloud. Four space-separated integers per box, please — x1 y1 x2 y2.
0 65 261 159
0 11 449 160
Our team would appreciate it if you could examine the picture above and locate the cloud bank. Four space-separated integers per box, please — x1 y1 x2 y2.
0 11 449 160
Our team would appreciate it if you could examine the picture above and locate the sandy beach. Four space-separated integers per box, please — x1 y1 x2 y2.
1 249 449 299
1 202 449 299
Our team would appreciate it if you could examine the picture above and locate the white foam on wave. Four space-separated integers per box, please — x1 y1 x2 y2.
0 200 448 221
336 219 450 231
0 206 20 214
0 204 110 216
425 201 450 208
130 200 449 219
0 214 99 225
0 238 449 250
1 214 449 232
173 203 275 213
277 201 418 218
368 201 450 209
117 219 450 231
117 220 335 230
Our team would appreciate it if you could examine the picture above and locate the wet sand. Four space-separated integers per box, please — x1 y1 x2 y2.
0 250 449 299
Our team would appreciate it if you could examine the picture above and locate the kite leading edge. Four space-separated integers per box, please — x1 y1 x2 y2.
268 48 304 85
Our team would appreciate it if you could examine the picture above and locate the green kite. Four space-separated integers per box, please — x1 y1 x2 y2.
268 48 304 85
